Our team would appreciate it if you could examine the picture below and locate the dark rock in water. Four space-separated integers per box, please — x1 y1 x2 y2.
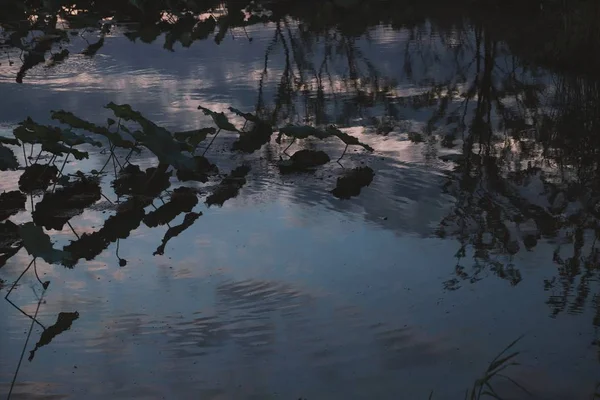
19 164 59 193
279 150 330 174
176 156 219 183
332 166 374 199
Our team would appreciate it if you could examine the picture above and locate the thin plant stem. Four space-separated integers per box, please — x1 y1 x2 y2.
202 129 221 156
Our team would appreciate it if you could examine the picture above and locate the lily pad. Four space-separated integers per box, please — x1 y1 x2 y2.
279 150 330 174
206 166 250 207
0 144 19 171
143 187 198 228
18 222 72 265
331 166 374 199
198 105 238 132
0 191 26 221
19 164 59 193
153 212 202 256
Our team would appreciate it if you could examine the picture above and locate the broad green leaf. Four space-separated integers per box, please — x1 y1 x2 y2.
18 222 72 265
0 144 19 170
198 105 238 132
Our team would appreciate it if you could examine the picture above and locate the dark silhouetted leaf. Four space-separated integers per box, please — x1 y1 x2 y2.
276 124 330 144
206 166 250 207
112 164 171 199
279 150 330 174
28 311 79 361
326 126 374 152
47 49 69 66
82 36 105 56
153 212 202 256
0 191 26 221
143 187 198 228
198 106 238 132
173 127 216 150
0 144 19 170
33 176 101 230
41 142 89 160
0 136 20 146
19 164 59 193
176 156 218 183
332 166 374 199
0 221 22 269
18 222 72 264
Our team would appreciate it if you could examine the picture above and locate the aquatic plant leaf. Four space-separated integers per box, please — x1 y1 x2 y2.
326 126 374 151
51 110 138 150
112 164 171 198
0 144 19 170
28 311 79 361
60 130 103 147
0 221 22 269
33 176 101 230
18 222 72 265
279 150 330 174
276 125 331 144
106 103 195 170
81 36 105 56
18 164 59 193
13 118 62 144
0 191 26 221
228 107 259 123
41 142 88 160
62 196 153 268
143 187 198 228
175 156 219 183
198 105 238 132
0 136 20 146
331 166 374 199
153 212 202 256
173 128 216 149
47 49 69 66
206 166 250 207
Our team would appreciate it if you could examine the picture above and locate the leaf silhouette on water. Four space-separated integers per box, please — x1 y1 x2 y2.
198 106 238 132
331 166 375 199
279 150 330 174
51 110 139 150
0 144 19 170
112 164 171 199
0 191 26 221
28 311 79 362
173 128 216 151
63 197 149 268
229 108 273 153
153 212 202 256
19 164 59 193
41 142 89 160
13 118 62 144
326 126 374 160
16 38 55 83
18 222 72 265
275 124 331 144
106 102 195 170
0 136 20 146
206 166 251 207
176 156 219 183
47 49 70 67
0 221 22 269
143 187 198 228
32 175 101 230
81 36 105 56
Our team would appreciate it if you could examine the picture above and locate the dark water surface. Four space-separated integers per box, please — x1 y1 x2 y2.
1 2 600 399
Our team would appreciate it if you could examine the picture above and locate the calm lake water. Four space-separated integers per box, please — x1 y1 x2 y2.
1 3 599 399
